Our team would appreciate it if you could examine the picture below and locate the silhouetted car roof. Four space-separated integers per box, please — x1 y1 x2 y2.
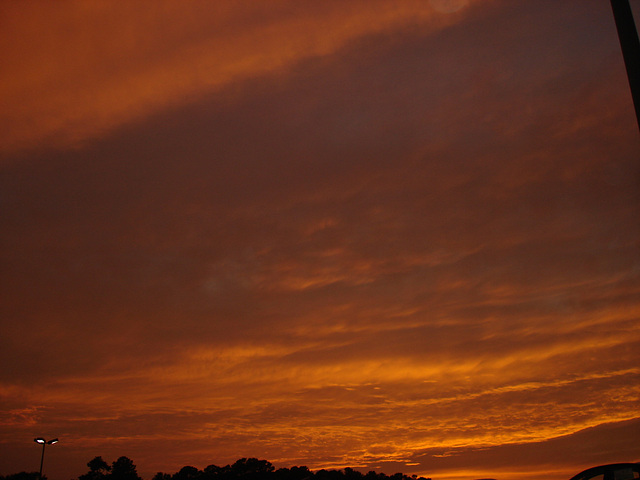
569 463 640 480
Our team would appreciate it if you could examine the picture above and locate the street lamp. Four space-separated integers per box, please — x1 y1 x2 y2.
34 437 59 480
610 0 640 130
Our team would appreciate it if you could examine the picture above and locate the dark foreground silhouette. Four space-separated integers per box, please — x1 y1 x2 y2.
0 473 45 480
153 458 430 480
0 456 432 480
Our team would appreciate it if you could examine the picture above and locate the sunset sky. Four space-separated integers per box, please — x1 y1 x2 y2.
1 2 639 480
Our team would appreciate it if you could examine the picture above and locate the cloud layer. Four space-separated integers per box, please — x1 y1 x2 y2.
1 1 639 480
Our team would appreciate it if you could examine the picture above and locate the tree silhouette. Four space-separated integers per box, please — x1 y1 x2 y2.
79 457 111 480
343 468 362 480
202 465 222 480
273 466 312 480
230 458 275 479
78 456 141 480
89 458 111 474
173 466 202 480
74 456 430 480
0 472 43 480
111 457 142 480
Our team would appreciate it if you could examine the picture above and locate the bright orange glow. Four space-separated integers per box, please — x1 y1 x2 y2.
0 1 481 156
1 2 639 480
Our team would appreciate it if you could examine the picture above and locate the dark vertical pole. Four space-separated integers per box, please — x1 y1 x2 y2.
39 442 46 479
610 0 640 130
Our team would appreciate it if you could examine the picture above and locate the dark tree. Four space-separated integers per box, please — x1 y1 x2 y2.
202 465 222 480
110 457 142 480
0 472 43 480
343 468 362 480
274 466 312 480
314 469 343 480
82 456 433 480
365 471 379 480
89 458 111 474
229 459 274 480
173 466 202 480
79 457 111 480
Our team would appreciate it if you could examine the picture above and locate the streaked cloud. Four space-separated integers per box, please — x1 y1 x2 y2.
0 0 482 155
1 1 639 480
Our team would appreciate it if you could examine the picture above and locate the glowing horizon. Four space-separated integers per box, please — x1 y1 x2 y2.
1 1 639 480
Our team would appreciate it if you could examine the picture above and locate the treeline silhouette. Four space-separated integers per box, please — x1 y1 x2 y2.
148 458 431 480
0 456 432 480
0 473 46 480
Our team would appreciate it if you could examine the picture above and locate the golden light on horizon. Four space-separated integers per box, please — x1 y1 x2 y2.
1 1 639 480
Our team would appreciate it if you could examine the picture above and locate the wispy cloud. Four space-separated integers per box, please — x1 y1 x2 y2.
0 0 482 155
1 1 639 479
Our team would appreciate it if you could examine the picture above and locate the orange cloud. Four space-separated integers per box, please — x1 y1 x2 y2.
1 1 638 479
0 0 482 155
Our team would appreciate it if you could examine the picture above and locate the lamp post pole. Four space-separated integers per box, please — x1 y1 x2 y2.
34 438 58 480
610 0 640 130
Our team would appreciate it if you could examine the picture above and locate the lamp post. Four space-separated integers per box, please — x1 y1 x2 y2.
610 0 640 130
34 437 59 480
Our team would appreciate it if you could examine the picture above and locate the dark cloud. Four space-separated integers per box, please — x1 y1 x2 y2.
1 1 639 479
